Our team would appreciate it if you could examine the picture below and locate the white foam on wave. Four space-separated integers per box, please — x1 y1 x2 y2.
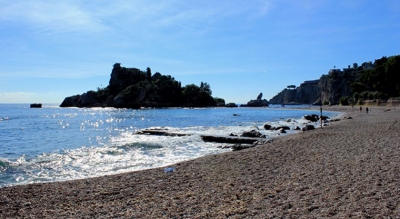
1 127 227 187
0 108 341 188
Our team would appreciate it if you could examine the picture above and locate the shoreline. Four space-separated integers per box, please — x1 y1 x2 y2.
1 106 399 218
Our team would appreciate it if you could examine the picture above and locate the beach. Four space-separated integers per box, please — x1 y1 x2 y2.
0 106 399 218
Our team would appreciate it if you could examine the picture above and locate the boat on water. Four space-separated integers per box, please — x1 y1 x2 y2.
30 103 42 108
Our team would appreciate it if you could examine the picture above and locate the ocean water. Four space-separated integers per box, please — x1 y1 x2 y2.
0 104 339 188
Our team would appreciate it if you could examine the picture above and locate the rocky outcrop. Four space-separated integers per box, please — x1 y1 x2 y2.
242 93 269 107
60 63 221 108
319 72 353 105
60 92 102 108
60 95 81 107
79 91 100 107
269 80 320 105
269 70 353 105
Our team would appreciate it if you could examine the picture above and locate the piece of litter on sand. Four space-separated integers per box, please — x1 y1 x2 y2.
164 167 176 173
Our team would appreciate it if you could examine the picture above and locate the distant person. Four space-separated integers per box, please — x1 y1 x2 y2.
359 106 362 112
366 107 369 114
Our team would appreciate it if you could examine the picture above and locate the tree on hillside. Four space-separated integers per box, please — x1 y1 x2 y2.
146 67 152 81
200 82 212 96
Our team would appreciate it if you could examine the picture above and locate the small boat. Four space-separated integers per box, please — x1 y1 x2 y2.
30 103 42 108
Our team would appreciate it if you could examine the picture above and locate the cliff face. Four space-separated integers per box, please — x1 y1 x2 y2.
269 80 320 105
269 71 353 105
319 72 353 105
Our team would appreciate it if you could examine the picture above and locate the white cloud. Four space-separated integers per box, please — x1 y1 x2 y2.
0 1 106 34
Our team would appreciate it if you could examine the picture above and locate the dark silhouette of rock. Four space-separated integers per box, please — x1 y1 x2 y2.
245 99 269 107
274 126 290 131
304 114 319 122
320 115 330 121
257 93 263 100
264 124 272 130
60 63 222 108
302 125 315 131
277 129 286 133
241 93 269 107
60 95 81 107
79 91 100 107
226 103 238 107
30 103 42 108
113 85 147 108
201 135 261 144
241 130 266 138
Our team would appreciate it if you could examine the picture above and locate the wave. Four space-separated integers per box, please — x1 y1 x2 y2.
0 107 342 188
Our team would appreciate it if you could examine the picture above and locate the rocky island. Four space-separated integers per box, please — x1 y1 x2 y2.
241 92 269 107
60 63 225 108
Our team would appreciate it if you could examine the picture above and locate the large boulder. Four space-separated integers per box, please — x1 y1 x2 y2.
264 124 272 130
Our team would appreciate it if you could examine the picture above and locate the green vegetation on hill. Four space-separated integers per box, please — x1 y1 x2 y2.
269 54 400 106
351 56 400 101
338 55 400 105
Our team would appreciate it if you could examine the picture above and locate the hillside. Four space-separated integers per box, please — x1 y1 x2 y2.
269 55 400 105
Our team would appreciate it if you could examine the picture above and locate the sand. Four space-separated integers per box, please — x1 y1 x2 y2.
0 106 399 218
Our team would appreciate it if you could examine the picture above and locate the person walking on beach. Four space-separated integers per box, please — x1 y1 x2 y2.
366 107 369 114
360 106 362 112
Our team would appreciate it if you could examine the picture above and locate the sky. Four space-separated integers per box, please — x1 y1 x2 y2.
1 0 399 104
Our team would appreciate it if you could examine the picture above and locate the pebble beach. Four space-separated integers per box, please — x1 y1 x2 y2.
1 106 399 218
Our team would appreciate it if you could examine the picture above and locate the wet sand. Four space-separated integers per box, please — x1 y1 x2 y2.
1 106 399 218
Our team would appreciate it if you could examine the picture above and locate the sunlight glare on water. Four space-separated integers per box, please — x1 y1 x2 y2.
0 104 340 187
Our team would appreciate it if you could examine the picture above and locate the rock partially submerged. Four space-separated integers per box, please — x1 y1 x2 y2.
30 103 42 108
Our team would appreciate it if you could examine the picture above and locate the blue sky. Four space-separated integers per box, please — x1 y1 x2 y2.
1 0 399 104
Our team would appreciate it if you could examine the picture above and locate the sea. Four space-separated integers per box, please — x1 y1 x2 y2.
0 104 340 188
